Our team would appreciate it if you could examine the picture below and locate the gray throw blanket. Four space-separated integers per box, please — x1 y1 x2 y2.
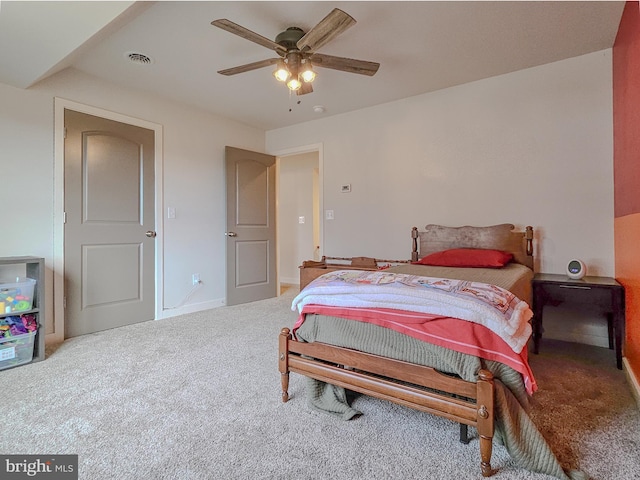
295 314 587 480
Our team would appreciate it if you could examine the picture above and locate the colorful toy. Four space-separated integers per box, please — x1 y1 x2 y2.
21 315 37 332
0 282 33 313
0 315 37 340
14 300 30 311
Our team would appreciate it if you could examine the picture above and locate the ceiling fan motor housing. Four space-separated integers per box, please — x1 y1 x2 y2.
275 27 305 51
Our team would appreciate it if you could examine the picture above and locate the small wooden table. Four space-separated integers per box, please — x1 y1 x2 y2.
531 273 625 369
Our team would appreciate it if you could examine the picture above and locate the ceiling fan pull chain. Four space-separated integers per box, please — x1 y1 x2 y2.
288 90 303 112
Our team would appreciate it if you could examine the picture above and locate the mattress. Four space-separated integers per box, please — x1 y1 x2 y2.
385 262 533 305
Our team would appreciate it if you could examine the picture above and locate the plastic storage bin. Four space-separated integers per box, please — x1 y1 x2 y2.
0 330 36 370
0 277 36 313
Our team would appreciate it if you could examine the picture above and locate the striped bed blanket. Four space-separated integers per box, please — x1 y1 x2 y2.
291 269 533 353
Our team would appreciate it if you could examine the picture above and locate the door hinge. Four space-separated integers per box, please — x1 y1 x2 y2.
63 127 67 139
63 296 67 309
63 211 67 224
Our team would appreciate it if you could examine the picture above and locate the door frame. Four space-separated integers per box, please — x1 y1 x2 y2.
52 97 164 343
271 143 324 292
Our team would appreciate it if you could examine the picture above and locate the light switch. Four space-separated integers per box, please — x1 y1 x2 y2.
167 207 176 219
325 210 334 220
298 216 305 224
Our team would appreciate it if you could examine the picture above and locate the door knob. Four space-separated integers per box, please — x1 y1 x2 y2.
225 232 238 237
146 231 157 238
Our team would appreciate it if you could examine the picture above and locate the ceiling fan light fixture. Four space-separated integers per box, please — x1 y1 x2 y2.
286 76 302 91
273 61 290 82
300 63 316 83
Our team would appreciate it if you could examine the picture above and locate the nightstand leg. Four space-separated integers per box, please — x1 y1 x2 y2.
532 288 544 354
612 289 625 370
533 329 541 354
614 311 623 370
615 314 623 370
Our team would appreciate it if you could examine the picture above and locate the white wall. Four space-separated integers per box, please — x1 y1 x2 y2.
0 49 616 347
278 152 318 284
266 50 615 278
0 67 265 337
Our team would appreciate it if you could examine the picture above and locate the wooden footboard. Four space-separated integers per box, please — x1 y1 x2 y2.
279 327 495 477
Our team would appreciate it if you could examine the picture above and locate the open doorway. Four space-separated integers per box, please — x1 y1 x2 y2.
277 149 321 290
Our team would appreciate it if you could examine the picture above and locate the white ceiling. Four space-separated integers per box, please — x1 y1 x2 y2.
0 1 625 131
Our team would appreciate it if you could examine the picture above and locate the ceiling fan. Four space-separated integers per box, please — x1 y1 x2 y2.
211 8 380 95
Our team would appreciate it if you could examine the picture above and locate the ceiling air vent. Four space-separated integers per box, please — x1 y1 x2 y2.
125 52 154 65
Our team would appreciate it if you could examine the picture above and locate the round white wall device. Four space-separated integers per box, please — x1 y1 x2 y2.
566 259 586 280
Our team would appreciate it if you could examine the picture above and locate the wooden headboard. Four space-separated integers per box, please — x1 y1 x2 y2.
411 224 534 270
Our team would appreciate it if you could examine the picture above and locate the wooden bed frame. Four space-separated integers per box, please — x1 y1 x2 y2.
279 224 534 477
299 256 410 290
411 223 534 269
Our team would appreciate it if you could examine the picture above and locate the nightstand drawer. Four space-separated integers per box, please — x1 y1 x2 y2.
535 282 614 312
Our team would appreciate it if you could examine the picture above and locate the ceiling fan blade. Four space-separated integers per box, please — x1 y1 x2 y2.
218 58 279 76
297 8 356 52
212 19 287 55
309 53 380 76
297 82 313 96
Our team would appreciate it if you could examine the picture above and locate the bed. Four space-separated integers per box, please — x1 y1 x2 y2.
279 224 581 479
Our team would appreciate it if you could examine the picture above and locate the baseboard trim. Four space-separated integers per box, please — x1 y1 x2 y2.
623 357 640 410
159 298 225 319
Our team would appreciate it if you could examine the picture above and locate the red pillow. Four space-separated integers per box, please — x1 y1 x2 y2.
412 248 513 268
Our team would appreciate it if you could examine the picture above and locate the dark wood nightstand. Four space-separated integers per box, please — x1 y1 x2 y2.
531 273 625 369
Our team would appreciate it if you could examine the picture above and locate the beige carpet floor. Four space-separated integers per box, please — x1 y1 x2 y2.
1 288 638 479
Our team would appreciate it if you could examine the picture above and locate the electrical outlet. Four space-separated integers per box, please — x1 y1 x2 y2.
192 273 200 285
